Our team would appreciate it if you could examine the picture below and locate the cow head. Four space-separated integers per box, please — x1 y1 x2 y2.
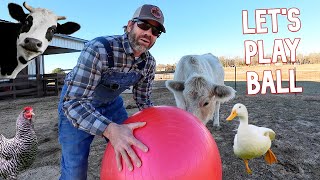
166 76 236 124
8 2 80 63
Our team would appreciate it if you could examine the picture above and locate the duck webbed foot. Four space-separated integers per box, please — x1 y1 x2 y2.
264 148 278 164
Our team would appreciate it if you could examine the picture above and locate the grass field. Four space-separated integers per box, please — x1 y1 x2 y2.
1 80 317 179
155 64 320 95
224 64 320 82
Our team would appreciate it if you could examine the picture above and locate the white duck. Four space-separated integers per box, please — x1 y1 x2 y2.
226 103 278 174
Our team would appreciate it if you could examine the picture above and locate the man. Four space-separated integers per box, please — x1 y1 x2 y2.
57 4 166 179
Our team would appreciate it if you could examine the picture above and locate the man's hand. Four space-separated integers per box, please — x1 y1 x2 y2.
103 122 148 171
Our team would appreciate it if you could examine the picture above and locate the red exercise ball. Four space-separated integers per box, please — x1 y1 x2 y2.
100 106 222 180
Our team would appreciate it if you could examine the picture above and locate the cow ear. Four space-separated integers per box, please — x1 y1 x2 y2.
211 85 236 102
57 22 80 35
165 80 185 92
8 3 27 22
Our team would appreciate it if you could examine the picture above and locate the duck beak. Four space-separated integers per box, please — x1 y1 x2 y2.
226 110 237 121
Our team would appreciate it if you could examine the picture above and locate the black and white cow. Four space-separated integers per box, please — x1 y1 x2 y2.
0 2 80 79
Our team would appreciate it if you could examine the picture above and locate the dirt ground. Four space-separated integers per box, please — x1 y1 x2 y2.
0 80 319 180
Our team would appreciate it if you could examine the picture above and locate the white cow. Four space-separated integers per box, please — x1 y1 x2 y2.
165 53 236 127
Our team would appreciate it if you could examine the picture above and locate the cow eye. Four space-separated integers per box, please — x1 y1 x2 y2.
20 16 33 33
46 26 57 41
49 26 57 33
203 102 209 107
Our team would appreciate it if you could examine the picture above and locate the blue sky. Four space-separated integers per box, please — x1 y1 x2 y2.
1 0 319 73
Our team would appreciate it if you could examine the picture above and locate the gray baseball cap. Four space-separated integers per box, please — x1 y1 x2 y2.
132 4 166 33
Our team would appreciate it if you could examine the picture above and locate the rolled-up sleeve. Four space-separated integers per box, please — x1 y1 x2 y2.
62 44 112 136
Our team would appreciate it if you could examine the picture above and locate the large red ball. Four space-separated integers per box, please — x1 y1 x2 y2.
100 106 222 180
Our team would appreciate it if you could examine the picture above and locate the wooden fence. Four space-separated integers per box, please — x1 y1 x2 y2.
0 71 171 99
0 73 65 99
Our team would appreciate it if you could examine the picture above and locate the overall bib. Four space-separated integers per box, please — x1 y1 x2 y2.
58 38 144 180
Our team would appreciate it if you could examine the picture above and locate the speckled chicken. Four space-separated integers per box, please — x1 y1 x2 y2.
0 107 37 180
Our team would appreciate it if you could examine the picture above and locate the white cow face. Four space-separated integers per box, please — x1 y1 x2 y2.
166 76 236 125
183 86 216 124
8 2 80 64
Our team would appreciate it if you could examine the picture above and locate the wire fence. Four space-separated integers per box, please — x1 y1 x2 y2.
155 64 320 91
225 64 320 81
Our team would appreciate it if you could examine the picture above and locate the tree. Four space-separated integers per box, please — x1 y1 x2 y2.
51 68 65 74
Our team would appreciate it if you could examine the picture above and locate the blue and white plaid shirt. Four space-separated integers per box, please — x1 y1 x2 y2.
62 34 156 136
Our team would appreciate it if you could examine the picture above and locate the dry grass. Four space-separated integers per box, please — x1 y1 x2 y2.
224 64 320 82
0 79 319 179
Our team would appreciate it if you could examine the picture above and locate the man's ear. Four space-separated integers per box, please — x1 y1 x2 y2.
8 3 28 22
127 20 134 33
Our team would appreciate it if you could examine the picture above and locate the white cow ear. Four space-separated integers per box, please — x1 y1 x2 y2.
211 85 236 102
165 80 185 92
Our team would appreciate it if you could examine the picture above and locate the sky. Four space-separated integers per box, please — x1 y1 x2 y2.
1 0 319 73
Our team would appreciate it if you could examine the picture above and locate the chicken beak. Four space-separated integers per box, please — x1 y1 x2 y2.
226 110 237 121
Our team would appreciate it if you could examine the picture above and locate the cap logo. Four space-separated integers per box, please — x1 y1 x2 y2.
151 7 162 19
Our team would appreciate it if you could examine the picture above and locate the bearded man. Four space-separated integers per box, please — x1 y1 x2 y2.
57 4 166 180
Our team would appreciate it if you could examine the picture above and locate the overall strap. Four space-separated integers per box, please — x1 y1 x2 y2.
94 37 146 71
137 60 146 71
94 37 114 68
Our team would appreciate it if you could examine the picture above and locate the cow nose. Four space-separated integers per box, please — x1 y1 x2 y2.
24 38 42 51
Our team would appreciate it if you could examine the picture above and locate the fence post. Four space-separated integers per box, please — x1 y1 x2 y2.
294 66 297 96
12 79 16 99
36 74 42 97
234 66 237 90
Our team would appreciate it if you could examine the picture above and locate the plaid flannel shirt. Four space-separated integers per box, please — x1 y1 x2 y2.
62 34 156 136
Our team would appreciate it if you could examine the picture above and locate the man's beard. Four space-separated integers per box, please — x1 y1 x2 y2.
128 31 154 53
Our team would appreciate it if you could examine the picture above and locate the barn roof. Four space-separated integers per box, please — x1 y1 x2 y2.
44 34 88 55
0 19 11 23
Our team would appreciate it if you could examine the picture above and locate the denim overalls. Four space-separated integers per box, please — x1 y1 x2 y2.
58 38 144 180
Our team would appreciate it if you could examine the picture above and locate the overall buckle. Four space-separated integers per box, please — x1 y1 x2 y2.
108 83 120 90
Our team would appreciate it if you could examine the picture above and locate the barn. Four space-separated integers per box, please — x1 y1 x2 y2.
0 19 88 99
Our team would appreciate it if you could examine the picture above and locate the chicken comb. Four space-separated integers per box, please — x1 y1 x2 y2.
24 106 33 111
